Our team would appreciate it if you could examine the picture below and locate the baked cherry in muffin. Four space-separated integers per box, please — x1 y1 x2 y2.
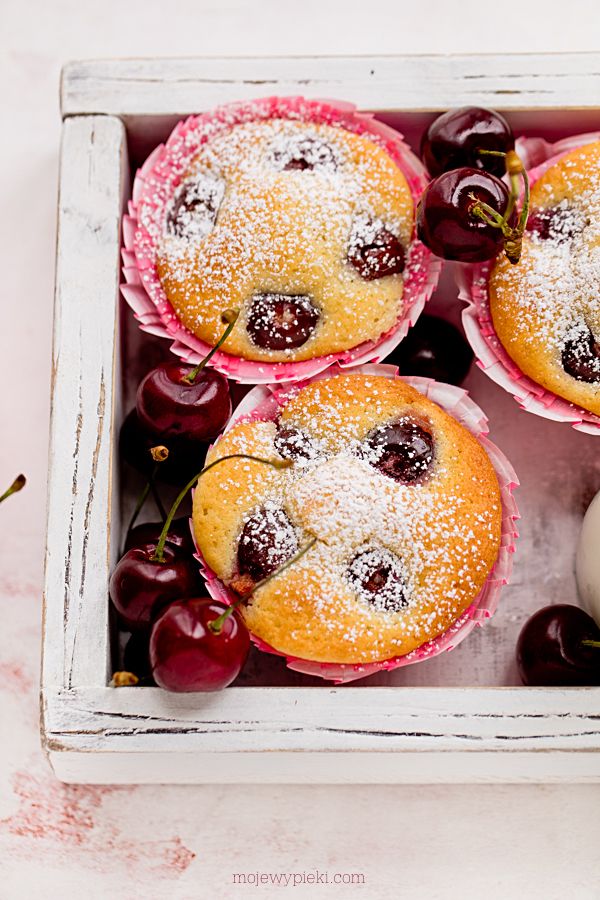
192 374 502 664
489 141 600 415
152 116 415 363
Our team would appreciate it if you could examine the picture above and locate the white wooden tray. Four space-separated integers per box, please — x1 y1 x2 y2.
42 54 600 784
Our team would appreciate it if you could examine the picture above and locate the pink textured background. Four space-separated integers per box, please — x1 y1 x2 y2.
3 2 600 898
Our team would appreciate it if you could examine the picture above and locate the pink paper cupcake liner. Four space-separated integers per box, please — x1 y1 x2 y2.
459 132 600 436
515 131 600 172
121 96 441 384
193 363 519 684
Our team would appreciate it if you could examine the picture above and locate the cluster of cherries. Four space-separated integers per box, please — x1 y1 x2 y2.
417 106 529 264
112 312 259 692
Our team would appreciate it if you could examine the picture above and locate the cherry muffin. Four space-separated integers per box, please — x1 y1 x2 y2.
489 141 600 416
126 97 439 381
192 372 503 665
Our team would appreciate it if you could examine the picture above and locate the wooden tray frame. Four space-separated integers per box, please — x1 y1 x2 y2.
42 53 600 783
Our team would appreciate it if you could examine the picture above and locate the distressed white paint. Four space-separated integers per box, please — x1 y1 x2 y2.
61 53 600 116
45 685 600 750
42 115 128 698
43 56 600 784
44 685 600 783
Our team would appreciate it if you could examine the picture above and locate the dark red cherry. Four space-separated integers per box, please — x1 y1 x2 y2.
120 409 208 485
123 631 155 685
346 547 408 612
109 542 201 631
274 424 323 461
270 136 338 172
124 516 195 554
527 204 588 242
237 506 298 583
527 207 561 241
384 314 473 385
516 604 600 686
347 219 405 280
362 420 434 484
417 168 515 263
166 173 224 239
246 293 319 351
150 597 250 692
136 363 232 444
561 324 600 383
421 107 514 178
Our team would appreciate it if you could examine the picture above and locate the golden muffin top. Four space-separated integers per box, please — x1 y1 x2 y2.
193 374 502 664
155 119 414 362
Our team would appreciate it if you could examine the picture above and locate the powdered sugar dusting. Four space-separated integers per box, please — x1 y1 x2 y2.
166 172 225 241
280 450 497 648
142 116 413 360
346 546 409 612
200 374 501 661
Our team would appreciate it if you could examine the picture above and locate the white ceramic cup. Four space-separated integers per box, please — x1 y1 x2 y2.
576 490 600 625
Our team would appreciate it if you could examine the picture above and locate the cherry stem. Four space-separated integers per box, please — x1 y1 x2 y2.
477 149 507 159
150 453 292 564
181 309 239 384
469 149 530 264
505 172 520 223
582 639 600 649
208 536 318 634
124 473 155 547
149 445 169 463
470 200 506 229
123 448 169 552
111 671 139 687
516 154 531 236
151 483 167 522
0 474 26 505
